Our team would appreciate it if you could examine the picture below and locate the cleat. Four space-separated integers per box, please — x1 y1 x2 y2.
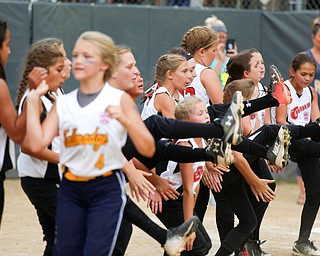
164 216 200 256
221 91 244 146
269 65 292 105
266 125 291 168
235 248 251 256
292 240 320 256
206 138 234 165
245 239 272 256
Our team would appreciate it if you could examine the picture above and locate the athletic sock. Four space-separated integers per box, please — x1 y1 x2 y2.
159 141 209 163
242 94 278 117
173 120 223 139
232 137 268 164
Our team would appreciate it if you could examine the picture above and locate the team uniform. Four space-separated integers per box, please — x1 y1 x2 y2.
282 80 320 254
285 80 312 126
181 63 210 106
156 138 212 256
0 125 14 225
283 79 313 162
54 83 127 256
141 85 176 120
17 88 62 255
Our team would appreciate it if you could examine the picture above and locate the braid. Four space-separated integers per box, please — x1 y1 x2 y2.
16 61 32 109
16 43 63 109
181 26 218 55
180 29 192 52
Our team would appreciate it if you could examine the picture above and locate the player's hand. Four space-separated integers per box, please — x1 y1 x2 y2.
28 80 49 100
105 105 125 123
185 231 196 251
249 179 276 203
147 190 162 214
267 162 285 173
127 168 155 202
210 171 224 193
153 176 180 201
28 67 48 90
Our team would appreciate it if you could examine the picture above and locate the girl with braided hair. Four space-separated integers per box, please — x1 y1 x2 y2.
0 18 27 226
180 26 223 105
16 38 69 256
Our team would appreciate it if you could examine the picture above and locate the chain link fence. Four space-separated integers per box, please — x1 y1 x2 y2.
11 0 320 11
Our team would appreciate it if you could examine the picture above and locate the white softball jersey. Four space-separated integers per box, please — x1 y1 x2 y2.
160 138 206 194
17 89 61 178
56 83 127 177
140 86 173 120
0 127 15 171
183 63 210 106
285 80 312 126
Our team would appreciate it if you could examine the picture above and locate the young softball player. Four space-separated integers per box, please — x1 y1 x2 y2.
0 17 28 226
16 38 68 256
156 96 213 256
141 53 192 119
23 31 155 256
225 51 279 255
180 26 224 105
276 53 320 256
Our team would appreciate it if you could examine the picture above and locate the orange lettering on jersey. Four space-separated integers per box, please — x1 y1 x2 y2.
95 154 105 169
64 128 108 151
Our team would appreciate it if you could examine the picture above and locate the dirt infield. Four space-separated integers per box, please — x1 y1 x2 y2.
1 179 320 256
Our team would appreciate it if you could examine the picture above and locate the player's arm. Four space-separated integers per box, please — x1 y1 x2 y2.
310 87 320 121
119 93 155 158
276 104 289 125
22 82 59 153
21 145 59 164
0 79 26 143
233 151 275 203
200 68 223 104
179 140 197 252
263 108 272 125
154 93 176 118
122 159 155 202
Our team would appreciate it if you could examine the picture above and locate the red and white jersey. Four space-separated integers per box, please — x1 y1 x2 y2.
160 138 206 194
56 83 127 177
285 80 312 126
181 64 210 106
140 85 174 120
